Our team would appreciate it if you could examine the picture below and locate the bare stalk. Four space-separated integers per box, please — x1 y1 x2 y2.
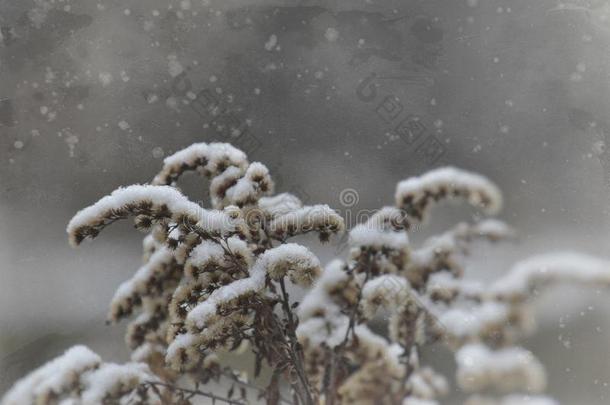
146 381 246 405
278 278 314 405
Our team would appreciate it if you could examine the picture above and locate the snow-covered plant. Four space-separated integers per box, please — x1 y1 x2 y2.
4 142 610 405
1 345 161 405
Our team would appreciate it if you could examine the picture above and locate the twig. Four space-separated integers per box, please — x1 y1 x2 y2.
220 369 292 405
278 278 314 405
146 381 246 405
326 253 372 404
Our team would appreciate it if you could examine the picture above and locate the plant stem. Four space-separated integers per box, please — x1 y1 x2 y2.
326 254 372 404
146 381 246 405
220 369 292 405
278 278 314 405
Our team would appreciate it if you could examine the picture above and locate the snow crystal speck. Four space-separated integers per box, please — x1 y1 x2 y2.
98 73 113 87
264 34 278 51
325 27 339 42
152 147 164 159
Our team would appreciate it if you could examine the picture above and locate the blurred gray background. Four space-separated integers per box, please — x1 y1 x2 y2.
2 0 610 403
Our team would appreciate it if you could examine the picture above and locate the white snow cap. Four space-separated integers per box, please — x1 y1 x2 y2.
152 142 248 185
67 185 244 246
268 204 344 238
80 362 156 405
439 301 510 340
1 345 101 405
351 325 405 376
498 395 558 405
361 275 412 318
258 193 303 218
109 246 175 312
349 223 409 250
165 243 322 367
184 243 321 330
427 271 484 299
223 162 274 206
465 394 559 405
395 166 502 216
188 240 225 269
455 343 546 393
490 252 610 301
402 398 439 405
67 185 196 244
297 259 349 322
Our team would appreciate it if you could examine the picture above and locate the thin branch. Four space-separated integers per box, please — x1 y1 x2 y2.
325 253 372 404
278 278 314 405
220 369 292 405
146 381 246 405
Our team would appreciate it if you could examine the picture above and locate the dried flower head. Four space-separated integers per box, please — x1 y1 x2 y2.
8 142 610 405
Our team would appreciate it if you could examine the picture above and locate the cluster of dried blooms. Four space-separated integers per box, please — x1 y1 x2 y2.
5 142 610 405
1 345 161 405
